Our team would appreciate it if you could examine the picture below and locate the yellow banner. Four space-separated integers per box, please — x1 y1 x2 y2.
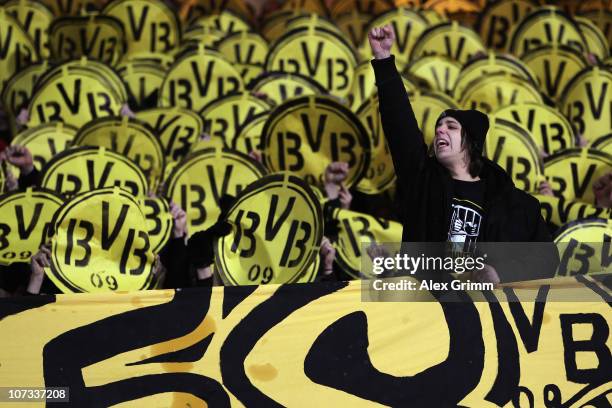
0 278 609 406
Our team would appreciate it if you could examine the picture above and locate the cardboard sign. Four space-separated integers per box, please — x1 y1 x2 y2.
216 31 269 85
554 218 612 276
249 71 326 106
410 21 486 65
4 0 53 58
40 146 148 198
164 147 266 236
138 195 172 254
216 173 322 285
47 186 155 293
261 95 370 188
11 122 77 170
476 0 537 51
232 111 269 155
459 72 543 113
0 188 63 265
0 9 38 95
116 60 165 107
406 55 461 94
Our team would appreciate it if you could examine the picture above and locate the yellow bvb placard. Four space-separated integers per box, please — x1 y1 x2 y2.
459 72 543 113
359 8 429 70
40 146 148 198
521 44 586 102
266 27 357 98
4 0 53 59
249 72 326 106
509 6 588 56
216 173 322 285
406 55 461 95
232 111 269 155
589 134 612 156
0 8 38 95
574 16 610 61
347 60 416 112
116 60 165 107
190 10 252 35
73 116 165 189
561 66 612 144
1 61 49 119
103 0 180 59
11 122 77 170
159 46 244 113
0 188 63 265
200 92 271 146
138 196 172 254
335 9 374 49
49 15 125 66
410 21 486 66
48 187 155 293
216 31 269 85
334 207 402 279
27 61 126 128
261 95 370 188
165 147 266 237
554 218 612 276
484 118 543 193
476 0 537 51
452 52 538 101
536 193 611 229
136 107 203 162
355 95 396 194
544 148 612 204
492 103 575 155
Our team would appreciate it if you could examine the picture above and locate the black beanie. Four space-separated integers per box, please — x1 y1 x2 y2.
437 109 489 155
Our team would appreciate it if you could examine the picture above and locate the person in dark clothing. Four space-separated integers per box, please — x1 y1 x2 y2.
368 25 559 283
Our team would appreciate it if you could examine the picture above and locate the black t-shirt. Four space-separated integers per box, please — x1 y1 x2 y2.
447 179 485 256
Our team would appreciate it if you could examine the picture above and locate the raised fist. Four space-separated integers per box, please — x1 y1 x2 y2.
368 25 395 60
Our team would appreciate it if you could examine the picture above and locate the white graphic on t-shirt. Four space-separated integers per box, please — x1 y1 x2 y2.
448 203 482 255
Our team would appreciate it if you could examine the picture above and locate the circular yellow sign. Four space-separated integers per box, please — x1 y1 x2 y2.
165 147 266 237
182 24 225 49
509 6 588 57
249 71 326 106
181 0 253 26
492 103 575 155
560 66 612 144
574 16 609 60
73 116 165 189
544 148 612 204
347 60 417 112
116 60 165 108
554 218 612 276
405 55 461 95
27 62 126 128
1 61 49 118
577 10 612 55
330 0 392 19
521 44 587 102
103 0 180 60
0 188 63 265
232 111 269 155
589 134 612 156
334 208 402 279
484 118 543 193
4 0 53 59
535 193 611 229
0 9 38 96
136 107 203 162
159 47 244 112
266 26 357 98
199 91 271 146
453 52 538 101
138 196 172 254
49 15 125 66
48 186 155 293
335 10 373 49
459 72 543 113
216 173 322 285
355 95 396 194
261 95 370 188
189 10 252 35
476 0 537 51
216 31 269 85
40 146 148 198
359 8 428 70
410 21 486 65
11 122 77 171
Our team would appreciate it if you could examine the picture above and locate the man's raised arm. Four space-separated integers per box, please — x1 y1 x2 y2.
369 25 428 188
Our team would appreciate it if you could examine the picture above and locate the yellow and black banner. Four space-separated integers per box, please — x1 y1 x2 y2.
0 277 610 406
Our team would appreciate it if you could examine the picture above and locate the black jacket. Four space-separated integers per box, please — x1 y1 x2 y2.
372 56 559 282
